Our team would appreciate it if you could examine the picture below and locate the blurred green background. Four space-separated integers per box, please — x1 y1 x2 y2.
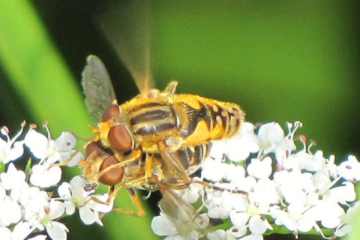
0 0 359 239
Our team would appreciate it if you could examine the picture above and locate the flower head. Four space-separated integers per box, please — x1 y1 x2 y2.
152 121 360 240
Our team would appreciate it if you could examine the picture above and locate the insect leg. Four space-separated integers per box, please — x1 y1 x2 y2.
111 189 146 217
97 149 142 180
127 188 145 217
144 153 154 181
93 185 146 217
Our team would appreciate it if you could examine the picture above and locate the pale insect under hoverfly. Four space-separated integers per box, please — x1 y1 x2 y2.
80 0 245 237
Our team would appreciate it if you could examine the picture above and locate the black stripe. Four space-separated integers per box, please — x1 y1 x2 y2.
127 102 164 113
199 103 212 130
220 109 229 134
135 123 176 135
130 109 171 125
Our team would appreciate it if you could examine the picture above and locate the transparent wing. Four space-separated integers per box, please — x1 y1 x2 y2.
159 149 192 186
99 0 155 95
159 189 201 237
81 55 116 122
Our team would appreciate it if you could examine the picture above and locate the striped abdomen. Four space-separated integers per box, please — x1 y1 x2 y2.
202 98 244 139
127 102 178 136
174 94 244 144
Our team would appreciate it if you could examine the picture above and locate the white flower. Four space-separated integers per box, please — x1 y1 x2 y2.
58 176 112 225
229 198 271 239
40 201 68 240
0 163 27 191
149 121 360 239
327 182 356 204
151 212 207 240
11 221 34 240
273 170 314 204
24 128 51 160
58 176 92 215
222 122 259 161
250 179 279 207
19 186 49 226
337 155 360 181
78 194 112 226
201 159 228 182
30 164 62 188
247 157 272 179
0 196 22 226
151 213 178 237
311 200 345 229
257 122 284 153
24 127 80 166
0 125 24 164
201 159 246 184
271 202 316 233
283 150 326 172
0 227 11 240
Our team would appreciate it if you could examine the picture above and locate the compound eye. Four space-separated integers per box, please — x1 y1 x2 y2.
108 125 134 152
102 104 120 122
85 141 103 157
99 155 124 185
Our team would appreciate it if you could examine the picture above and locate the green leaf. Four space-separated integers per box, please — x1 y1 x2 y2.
0 1 156 239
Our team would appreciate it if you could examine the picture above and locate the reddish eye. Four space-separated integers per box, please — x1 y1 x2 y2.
102 104 120 121
99 155 124 185
85 141 103 157
108 125 134 152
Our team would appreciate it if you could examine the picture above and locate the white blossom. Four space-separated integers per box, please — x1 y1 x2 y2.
152 121 360 240
247 157 272 180
3 119 360 240
0 123 113 240
58 176 112 225
337 155 360 181
0 125 24 164
257 122 284 153
24 127 81 166
30 164 62 188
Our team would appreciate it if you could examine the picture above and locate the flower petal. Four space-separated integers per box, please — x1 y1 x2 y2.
48 201 65 220
30 164 62 188
79 206 99 225
247 157 272 179
57 182 71 199
24 128 49 159
46 221 68 240
12 221 33 240
151 214 177 236
248 216 269 235
0 227 12 240
55 132 76 151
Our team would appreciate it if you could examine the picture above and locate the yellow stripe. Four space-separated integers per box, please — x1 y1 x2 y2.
129 105 171 119
132 118 176 132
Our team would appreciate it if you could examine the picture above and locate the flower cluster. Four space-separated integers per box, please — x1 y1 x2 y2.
0 124 112 240
152 122 360 240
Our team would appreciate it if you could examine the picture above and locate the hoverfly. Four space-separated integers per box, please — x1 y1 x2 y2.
80 55 213 208
81 55 244 190
80 0 245 236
